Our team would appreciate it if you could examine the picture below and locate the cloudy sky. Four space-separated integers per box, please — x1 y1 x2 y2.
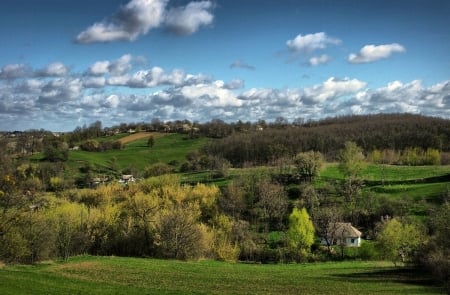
0 0 449 131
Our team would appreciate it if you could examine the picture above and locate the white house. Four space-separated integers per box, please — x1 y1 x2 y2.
321 222 362 247
119 174 136 184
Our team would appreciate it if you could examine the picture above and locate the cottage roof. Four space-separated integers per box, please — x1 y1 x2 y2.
328 222 362 238
121 174 134 180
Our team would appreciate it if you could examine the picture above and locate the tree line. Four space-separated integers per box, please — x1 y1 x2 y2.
203 114 450 166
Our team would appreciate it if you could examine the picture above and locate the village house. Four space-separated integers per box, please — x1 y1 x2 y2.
321 222 362 247
119 174 136 184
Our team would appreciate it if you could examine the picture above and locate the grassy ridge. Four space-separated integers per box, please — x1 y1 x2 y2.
0 256 443 294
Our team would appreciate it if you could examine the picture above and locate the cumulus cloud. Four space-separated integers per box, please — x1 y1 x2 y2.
308 54 330 66
127 67 186 87
164 1 214 35
75 0 168 43
0 64 31 79
230 60 256 70
348 43 405 64
86 54 137 78
75 0 214 43
303 77 367 104
38 78 83 105
350 79 450 116
1 52 449 130
83 76 107 88
88 61 111 76
286 32 341 53
36 62 69 77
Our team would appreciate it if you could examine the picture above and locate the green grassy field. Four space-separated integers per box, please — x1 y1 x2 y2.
0 256 443 294
67 133 209 173
317 163 450 201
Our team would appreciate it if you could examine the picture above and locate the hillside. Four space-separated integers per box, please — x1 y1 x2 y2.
67 132 209 177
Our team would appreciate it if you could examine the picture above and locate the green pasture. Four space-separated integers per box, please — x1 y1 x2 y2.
68 133 209 173
320 163 450 182
317 164 450 202
0 256 443 294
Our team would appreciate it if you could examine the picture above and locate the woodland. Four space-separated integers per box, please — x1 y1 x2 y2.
0 113 449 290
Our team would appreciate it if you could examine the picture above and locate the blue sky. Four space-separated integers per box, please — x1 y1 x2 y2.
0 0 449 131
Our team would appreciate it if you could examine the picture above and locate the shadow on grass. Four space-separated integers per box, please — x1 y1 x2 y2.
332 267 443 290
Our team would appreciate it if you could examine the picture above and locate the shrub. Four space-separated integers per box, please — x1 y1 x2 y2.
144 163 174 178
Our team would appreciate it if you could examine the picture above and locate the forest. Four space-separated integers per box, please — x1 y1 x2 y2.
0 113 449 290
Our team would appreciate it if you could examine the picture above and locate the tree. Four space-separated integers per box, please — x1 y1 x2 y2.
123 192 159 256
43 136 69 162
339 141 366 179
376 218 424 266
313 206 343 254
157 203 207 260
147 136 155 147
287 208 315 257
294 151 324 182
338 141 366 202
416 203 450 290
296 184 320 217
256 180 288 231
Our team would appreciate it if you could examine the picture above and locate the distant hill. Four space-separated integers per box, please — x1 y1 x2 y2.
205 113 450 166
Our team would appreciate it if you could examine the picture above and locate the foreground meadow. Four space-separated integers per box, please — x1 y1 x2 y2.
0 256 443 294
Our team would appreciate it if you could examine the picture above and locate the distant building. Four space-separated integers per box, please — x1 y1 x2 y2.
321 222 362 247
119 174 136 184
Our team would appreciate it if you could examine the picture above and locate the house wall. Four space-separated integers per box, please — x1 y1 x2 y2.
320 237 361 247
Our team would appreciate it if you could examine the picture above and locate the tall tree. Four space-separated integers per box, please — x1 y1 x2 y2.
287 208 315 257
339 141 366 178
338 141 366 203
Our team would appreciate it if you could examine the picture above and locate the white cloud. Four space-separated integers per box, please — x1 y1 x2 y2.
1 51 449 130
351 79 450 115
308 54 330 66
109 54 133 75
88 61 110 75
75 0 214 43
0 64 31 79
87 54 134 77
38 78 83 104
165 1 214 35
37 62 69 77
128 67 185 87
76 0 168 43
348 43 405 64
303 77 367 103
106 94 120 108
230 60 255 70
83 76 106 88
286 32 341 53
180 80 243 107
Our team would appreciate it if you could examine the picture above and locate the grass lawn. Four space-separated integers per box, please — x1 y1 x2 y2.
0 256 443 294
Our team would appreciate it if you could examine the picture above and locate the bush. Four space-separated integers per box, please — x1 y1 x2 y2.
357 240 379 260
143 163 173 178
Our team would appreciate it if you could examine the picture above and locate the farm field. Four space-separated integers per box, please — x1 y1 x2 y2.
0 256 443 295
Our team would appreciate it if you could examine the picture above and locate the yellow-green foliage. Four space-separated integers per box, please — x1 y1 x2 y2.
211 214 240 262
287 208 315 254
377 218 425 266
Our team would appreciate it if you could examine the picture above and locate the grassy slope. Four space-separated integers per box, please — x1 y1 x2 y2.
0 256 443 294
68 133 209 173
318 163 450 201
